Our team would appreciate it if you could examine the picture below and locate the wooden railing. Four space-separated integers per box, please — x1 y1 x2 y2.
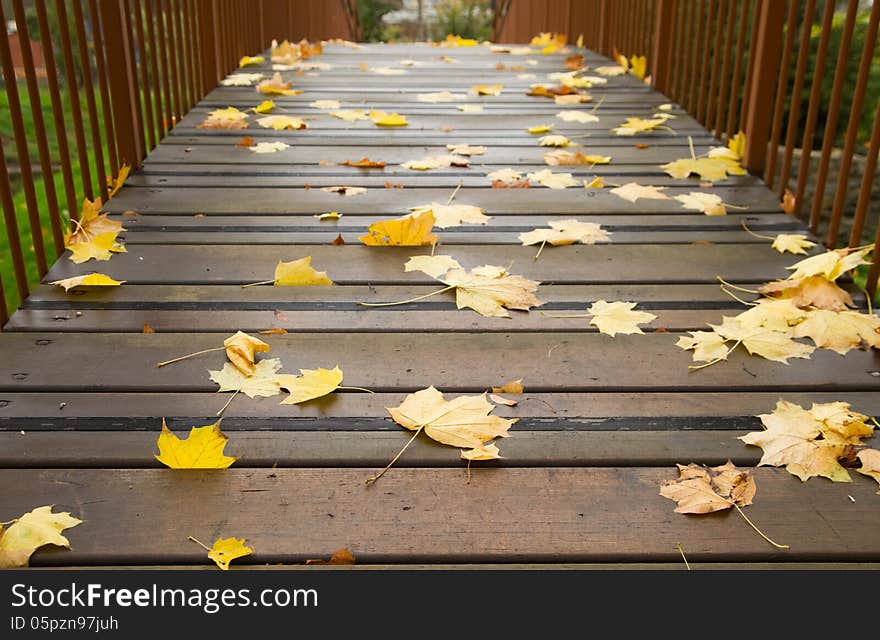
0 0 352 326
497 0 880 295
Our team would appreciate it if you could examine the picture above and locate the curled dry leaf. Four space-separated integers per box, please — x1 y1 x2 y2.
489 394 518 406
223 331 270 376
493 179 531 188
759 276 854 311
65 198 124 247
306 548 356 565
492 379 524 394
660 461 756 514
359 211 437 246
315 211 341 220
0 506 83 568
410 202 490 228
50 273 125 291
155 418 237 469
198 106 249 129
236 136 256 147
332 233 346 245
253 100 275 114
239 54 265 67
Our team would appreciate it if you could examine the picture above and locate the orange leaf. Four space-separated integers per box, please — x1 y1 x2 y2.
332 233 346 246
143 323 155 334
236 136 256 147
306 548 356 565
342 157 387 168
492 179 531 189
259 328 288 335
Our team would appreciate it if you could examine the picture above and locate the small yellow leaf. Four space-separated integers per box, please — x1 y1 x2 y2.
239 55 265 67
417 91 466 103
370 109 408 127
461 443 502 460
278 366 344 404
526 169 579 189
273 257 333 286
555 110 599 123
660 462 755 514
50 273 125 291
207 537 253 570
527 124 554 134
612 116 670 136
321 185 368 196
771 234 816 255
310 99 341 109
661 156 746 181
446 143 487 156
584 176 605 189
676 331 730 363
253 100 276 114
210 358 285 398
315 211 341 220
67 231 126 264
470 84 503 96
402 154 469 171
249 141 289 153
786 247 871 281
257 115 307 130
221 72 264 87
107 163 130 197
609 182 669 203
410 202 489 228
404 254 463 278
486 168 522 183
330 109 370 121
198 106 249 129
759 275 854 311
155 419 237 469
544 150 611 166
256 72 302 95
586 300 656 336
359 211 437 246
492 379 524 394
0 506 82 568
519 219 610 247
539 134 572 147
674 192 727 215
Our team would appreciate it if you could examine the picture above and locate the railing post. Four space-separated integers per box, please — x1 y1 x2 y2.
651 0 675 95
198 0 220 92
598 0 610 55
98 0 142 168
742 0 786 174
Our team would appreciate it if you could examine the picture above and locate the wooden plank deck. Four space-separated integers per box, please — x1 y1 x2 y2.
2 42 879 569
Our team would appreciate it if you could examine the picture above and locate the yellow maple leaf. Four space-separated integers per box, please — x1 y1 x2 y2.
727 131 746 159
492 379 524 394
239 55 265 67
359 211 437 246
808 401 874 444
660 461 756 514
278 366 343 404
417 91 466 102
198 106 249 129
674 192 726 215
442 266 542 318
771 234 816 255
65 198 125 246
786 246 871 281
739 400 856 482
628 55 647 80
330 109 369 121
208 537 253 570
857 449 880 493
611 116 670 135
155 418 236 469
609 182 669 203
676 330 731 363
210 358 285 398
544 150 611 166
68 231 126 264
709 318 814 363
404 255 462 278
389 387 514 453
249 141 289 153
370 109 408 127
526 169 579 189
660 156 746 181
586 300 656 336
519 219 610 248
256 72 302 95
440 34 478 47
584 176 605 189
253 100 275 114
401 154 469 170
221 72 264 87
273 257 333 286
471 84 503 96
50 273 125 291
538 134 572 147
0 506 82 568
555 93 591 104
486 168 522 183
792 309 880 355
410 202 489 228
446 143 487 156
257 115 307 130
527 124 554 134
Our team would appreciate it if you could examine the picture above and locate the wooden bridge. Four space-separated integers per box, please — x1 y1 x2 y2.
1 4 880 570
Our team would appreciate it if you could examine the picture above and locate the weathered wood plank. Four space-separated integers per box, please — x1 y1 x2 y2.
44 244 800 284
2 468 878 564
0 333 877 392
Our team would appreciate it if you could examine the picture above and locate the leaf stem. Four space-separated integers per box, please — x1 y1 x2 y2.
719 284 758 308
539 311 591 319
157 346 225 368
447 180 463 204
338 386 375 394
188 536 212 551
733 504 790 549
688 135 696 161
241 279 276 289
366 426 424 485
534 239 547 260
358 285 456 307
589 95 606 114
216 389 241 416
676 542 690 570
740 220 775 241
715 276 759 294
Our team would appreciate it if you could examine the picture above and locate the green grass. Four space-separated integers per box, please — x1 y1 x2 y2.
1 80 113 315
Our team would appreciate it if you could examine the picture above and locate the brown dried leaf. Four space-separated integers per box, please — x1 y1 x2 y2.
492 179 531 189
306 548 356 565
142 323 155 334
236 136 256 147
332 234 346 246
342 157 386 168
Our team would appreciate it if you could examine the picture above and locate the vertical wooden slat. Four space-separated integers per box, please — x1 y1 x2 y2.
861 101 880 294
183 0 201 102
173 0 193 109
651 0 675 95
777 0 816 199
11 0 64 255
97 0 142 168
0 138 30 300
685 1 704 115
671 2 689 102
696 0 716 123
55 0 93 203
122 0 147 162
0 3 49 275
714 0 736 136
791 0 835 220
764 0 797 188
89 0 121 176
34 0 78 220
598 0 610 55
706 0 727 130
741 0 785 175
808 0 858 236
155 0 178 127
725 0 751 138
837 1 880 247
145 0 168 139
73 0 109 201
132 0 157 150
738 0 761 131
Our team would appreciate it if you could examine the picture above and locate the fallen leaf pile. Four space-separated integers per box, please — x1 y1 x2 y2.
64 198 126 264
